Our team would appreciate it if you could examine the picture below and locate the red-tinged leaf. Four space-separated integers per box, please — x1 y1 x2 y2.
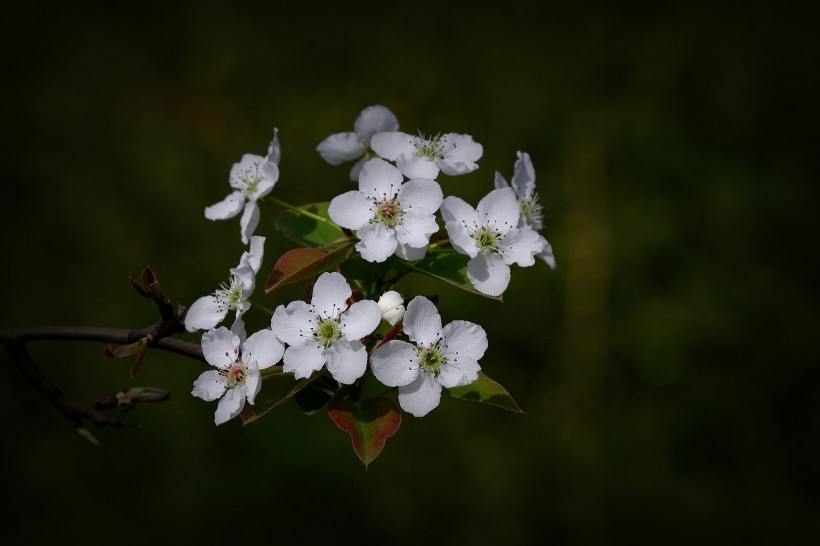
328 396 401 468
240 367 323 425
442 371 525 413
265 244 352 293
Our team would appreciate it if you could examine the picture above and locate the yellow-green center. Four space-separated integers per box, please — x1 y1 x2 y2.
418 345 445 376
473 227 500 252
315 319 342 349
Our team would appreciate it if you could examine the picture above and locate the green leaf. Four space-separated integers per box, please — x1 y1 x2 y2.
328 396 402 468
274 202 345 248
442 371 525 413
240 366 323 425
406 252 503 301
265 244 353 293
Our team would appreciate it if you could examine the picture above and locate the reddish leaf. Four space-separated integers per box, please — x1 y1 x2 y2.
265 244 352 293
328 396 401 468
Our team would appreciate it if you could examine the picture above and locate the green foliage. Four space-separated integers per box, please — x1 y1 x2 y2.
443 371 525 413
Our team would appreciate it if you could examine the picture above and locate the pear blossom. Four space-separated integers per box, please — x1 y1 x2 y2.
370 296 487 417
494 151 556 269
205 129 280 244
370 130 483 180
441 187 543 297
192 326 284 425
378 290 405 326
270 272 381 384
328 158 443 263
317 105 399 181
185 236 265 339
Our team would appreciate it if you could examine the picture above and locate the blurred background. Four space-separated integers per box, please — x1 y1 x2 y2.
1 1 818 544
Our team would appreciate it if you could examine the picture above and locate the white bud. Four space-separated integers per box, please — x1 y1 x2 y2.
378 290 405 326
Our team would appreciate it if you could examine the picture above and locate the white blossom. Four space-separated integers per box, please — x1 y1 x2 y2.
370 296 487 417
370 130 483 180
378 290 405 326
494 151 556 269
192 326 284 425
441 187 543 297
185 236 265 339
269 272 381 384
205 129 280 244
317 105 399 181
328 158 442 263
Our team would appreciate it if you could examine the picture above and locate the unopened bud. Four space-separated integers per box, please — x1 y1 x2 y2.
115 387 172 406
378 291 405 326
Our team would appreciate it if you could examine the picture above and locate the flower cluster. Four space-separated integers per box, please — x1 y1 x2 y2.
187 105 556 464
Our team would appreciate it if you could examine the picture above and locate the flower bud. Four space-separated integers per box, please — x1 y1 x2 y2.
378 291 405 326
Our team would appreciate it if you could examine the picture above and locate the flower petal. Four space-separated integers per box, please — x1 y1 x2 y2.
283 342 326 379
494 171 509 190
270 300 315 346
249 176 276 201
441 196 480 230
242 329 285 370
229 154 266 190
398 178 443 215
240 201 260 245
328 190 375 230
476 187 520 235
441 320 488 362
355 222 398 263
437 356 481 389
467 252 511 297
205 193 244 220
317 132 366 165
396 152 440 179
511 151 536 201
242 235 266 274
266 127 281 165
214 387 245 425
325 339 367 384
443 221 478 258
201 327 240 369
340 299 381 340
354 105 399 143
348 157 366 182
395 212 439 248
191 370 228 402
185 295 229 333
394 242 427 260
498 226 543 267
398 371 442 417
403 296 442 347
311 272 352 320
370 131 415 161
438 133 483 176
230 314 247 344
358 157 403 200
537 235 557 269
244 360 261 405
370 340 420 387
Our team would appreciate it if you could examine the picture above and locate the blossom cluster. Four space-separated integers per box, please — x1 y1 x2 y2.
186 104 555 434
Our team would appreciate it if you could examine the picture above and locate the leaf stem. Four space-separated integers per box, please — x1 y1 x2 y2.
250 299 274 316
266 196 333 225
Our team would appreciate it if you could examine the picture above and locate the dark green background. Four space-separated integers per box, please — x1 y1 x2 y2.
2 2 817 544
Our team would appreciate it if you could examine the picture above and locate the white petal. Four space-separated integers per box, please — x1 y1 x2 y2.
229 261 256 298
494 171 510 190
441 320 488 362
348 157 366 182
354 105 399 143
340 299 381 340
214 387 245 425
396 152 440 180
467 252 511 297
242 329 285 370
270 300 315 346
311 272 352 320
440 196 480 229
444 221 478 258
266 127 281 165
378 290 403 313
537 235 557 269
498 227 543 267
397 178 443 215
283 342 326 379
243 235 265 274
394 242 427 260
438 133 483 176
395 213 438 248
201 327 240 369
358 158 403 200
355 223 398 263
317 132 366 165
370 340 420 387
229 154 266 190
249 175 276 201
511 151 536 200
476 187 519 235
325 339 367 384
191 370 228 402
328 190 375 230
370 131 415 161
437 356 481 389
185 295 229 333
240 201 260 245
403 296 442 347
398 371 442 417
230 314 247 344
205 193 244 220
244 361 261 405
